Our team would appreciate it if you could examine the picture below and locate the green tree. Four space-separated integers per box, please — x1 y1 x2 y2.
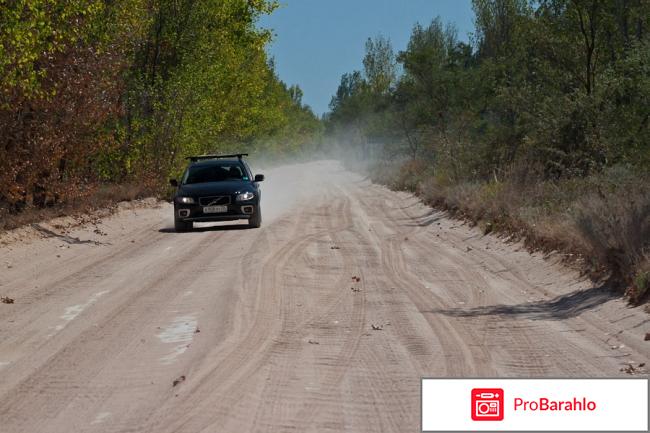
0 0 322 214
363 35 397 95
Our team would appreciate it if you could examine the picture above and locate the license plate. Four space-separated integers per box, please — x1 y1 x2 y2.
203 205 228 214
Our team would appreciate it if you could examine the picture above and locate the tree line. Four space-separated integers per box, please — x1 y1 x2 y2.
325 0 649 294
0 0 321 212
326 0 648 180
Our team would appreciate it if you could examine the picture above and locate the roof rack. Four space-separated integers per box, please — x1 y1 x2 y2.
186 153 248 162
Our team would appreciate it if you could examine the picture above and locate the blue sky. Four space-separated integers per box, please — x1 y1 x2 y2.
258 0 475 116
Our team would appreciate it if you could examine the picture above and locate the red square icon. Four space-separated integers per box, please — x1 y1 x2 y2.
471 388 504 421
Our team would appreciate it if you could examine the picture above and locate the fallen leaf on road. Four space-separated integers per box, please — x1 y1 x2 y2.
620 363 646 375
172 375 186 387
621 365 635 375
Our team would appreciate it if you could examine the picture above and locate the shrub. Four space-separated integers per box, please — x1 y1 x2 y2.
373 159 650 302
630 267 650 304
572 171 650 283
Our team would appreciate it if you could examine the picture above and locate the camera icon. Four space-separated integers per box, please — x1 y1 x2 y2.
471 388 504 421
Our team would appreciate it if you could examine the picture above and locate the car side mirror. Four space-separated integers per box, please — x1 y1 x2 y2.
254 174 265 182
169 179 178 187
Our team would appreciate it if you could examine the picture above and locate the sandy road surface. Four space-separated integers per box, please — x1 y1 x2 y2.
0 161 648 432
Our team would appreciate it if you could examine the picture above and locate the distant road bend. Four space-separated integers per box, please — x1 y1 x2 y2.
0 161 647 432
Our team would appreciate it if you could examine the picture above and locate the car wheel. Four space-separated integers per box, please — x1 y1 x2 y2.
174 217 193 232
248 208 262 228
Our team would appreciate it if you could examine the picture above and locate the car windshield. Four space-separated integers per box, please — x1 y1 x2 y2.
182 162 247 184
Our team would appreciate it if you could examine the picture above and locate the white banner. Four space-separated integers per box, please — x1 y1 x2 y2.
422 378 648 432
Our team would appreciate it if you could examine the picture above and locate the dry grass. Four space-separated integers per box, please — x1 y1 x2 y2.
630 261 650 304
574 187 650 281
371 160 650 304
0 183 160 233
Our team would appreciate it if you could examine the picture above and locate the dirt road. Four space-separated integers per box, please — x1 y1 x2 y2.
0 161 647 432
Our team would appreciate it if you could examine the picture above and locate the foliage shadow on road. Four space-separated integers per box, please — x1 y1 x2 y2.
406 211 445 227
391 209 445 227
31 224 111 246
428 284 619 321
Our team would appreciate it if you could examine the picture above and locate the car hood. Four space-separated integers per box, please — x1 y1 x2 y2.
177 181 253 197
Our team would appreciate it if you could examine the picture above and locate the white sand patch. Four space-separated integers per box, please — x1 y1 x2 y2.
90 412 111 425
46 290 111 338
157 315 197 365
61 291 110 322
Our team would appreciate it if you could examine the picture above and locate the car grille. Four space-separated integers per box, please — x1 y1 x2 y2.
199 195 231 206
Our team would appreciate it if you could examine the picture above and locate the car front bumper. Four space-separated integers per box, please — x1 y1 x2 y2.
175 202 257 222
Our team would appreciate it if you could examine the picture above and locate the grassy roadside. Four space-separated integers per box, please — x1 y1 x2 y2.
369 159 650 305
0 183 162 234
0 152 315 234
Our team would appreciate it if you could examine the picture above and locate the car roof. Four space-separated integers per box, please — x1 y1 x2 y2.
189 158 243 168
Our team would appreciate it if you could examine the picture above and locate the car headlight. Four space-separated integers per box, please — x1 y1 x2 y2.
236 191 255 202
177 196 195 204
